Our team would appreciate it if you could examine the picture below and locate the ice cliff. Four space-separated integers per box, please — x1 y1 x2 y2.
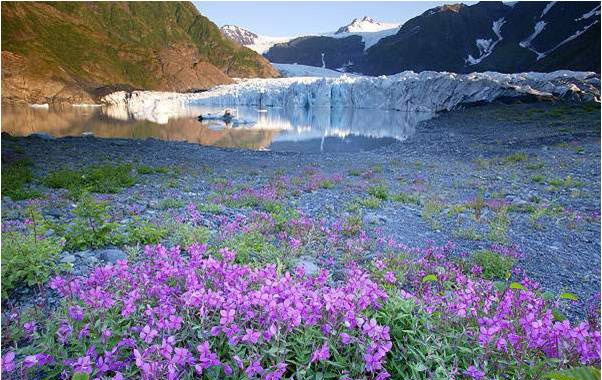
103 71 600 114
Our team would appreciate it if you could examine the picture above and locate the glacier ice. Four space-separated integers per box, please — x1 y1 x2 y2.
103 70 600 116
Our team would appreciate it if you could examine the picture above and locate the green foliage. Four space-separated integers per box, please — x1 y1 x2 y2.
544 366 601 380
453 227 483 241
342 215 363 236
373 297 482 379
367 184 389 200
469 192 486 221
392 192 421 205
166 222 211 249
488 206 510 244
531 174 545 183
470 249 515 280
1 229 64 299
360 196 382 209
223 232 282 265
503 152 529 164
125 217 166 245
265 203 299 230
44 163 136 196
1 157 40 200
196 202 224 214
548 176 585 190
421 199 443 229
156 198 186 210
63 194 122 250
137 165 170 175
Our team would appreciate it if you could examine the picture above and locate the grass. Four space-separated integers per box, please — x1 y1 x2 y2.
548 176 585 190
137 165 170 175
502 153 528 164
422 199 443 230
157 198 186 210
391 192 421 206
470 250 515 280
367 184 389 200
531 175 545 184
488 207 510 244
453 227 483 241
44 163 136 196
360 196 382 209
1 157 41 200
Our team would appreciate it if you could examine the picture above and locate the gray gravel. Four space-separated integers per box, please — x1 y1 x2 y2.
2 102 600 318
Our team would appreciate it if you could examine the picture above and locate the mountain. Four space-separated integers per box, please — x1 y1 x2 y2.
263 16 400 71
220 25 293 54
221 24 258 45
335 16 399 34
1 2 278 104
259 2 600 75
360 1 600 74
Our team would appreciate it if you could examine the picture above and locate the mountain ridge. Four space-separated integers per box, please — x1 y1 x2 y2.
1 2 278 104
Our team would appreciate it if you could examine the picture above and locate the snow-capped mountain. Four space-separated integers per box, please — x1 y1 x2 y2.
220 24 258 45
220 25 293 54
261 2 600 75
335 16 399 34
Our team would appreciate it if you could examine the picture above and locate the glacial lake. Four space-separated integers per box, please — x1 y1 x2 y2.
1 104 434 153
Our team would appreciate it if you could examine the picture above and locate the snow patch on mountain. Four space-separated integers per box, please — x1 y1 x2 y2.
466 18 506 65
520 21 547 59
540 2 556 18
103 71 600 115
575 5 601 21
538 20 599 60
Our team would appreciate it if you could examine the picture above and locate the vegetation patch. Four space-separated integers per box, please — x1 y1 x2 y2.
1 157 40 200
44 163 136 196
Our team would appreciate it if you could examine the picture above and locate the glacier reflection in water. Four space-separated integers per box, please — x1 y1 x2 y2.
2 104 433 153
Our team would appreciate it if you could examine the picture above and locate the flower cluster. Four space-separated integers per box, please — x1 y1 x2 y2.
3 244 391 379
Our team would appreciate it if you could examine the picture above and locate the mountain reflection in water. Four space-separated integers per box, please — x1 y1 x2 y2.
1 104 434 153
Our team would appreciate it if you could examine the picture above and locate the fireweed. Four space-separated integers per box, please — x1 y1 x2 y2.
1 197 600 378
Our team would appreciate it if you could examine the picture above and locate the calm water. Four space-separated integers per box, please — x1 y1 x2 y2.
1 104 433 153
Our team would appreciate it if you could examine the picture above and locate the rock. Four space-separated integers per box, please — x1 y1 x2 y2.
363 213 388 225
295 256 319 276
59 253 76 264
97 248 127 263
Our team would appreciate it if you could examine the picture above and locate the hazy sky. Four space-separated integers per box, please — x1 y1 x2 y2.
194 1 474 36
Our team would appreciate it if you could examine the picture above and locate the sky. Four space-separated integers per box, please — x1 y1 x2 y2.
194 1 474 36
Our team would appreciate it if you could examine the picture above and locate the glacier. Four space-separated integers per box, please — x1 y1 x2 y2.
103 70 600 116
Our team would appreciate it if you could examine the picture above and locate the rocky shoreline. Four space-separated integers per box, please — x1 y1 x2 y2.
2 101 600 320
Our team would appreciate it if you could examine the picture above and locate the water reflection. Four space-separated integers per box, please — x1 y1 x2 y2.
1 104 433 152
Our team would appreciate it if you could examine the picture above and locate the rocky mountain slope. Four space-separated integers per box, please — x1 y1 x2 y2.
1 2 278 104
258 2 600 75
219 25 292 54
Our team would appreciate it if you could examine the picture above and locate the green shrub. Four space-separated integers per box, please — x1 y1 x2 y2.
367 184 389 200
223 232 282 265
196 202 224 214
44 163 136 196
138 165 170 175
422 199 443 229
470 249 515 280
1 230 64 299
360 196 382 209
125 217 166 245
1 157 40 200
503 153 528 164
392 192 421 205
156 198 185 210
373 297 482 379
488 207 510 244
166 222 211 249
63 194 123 250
